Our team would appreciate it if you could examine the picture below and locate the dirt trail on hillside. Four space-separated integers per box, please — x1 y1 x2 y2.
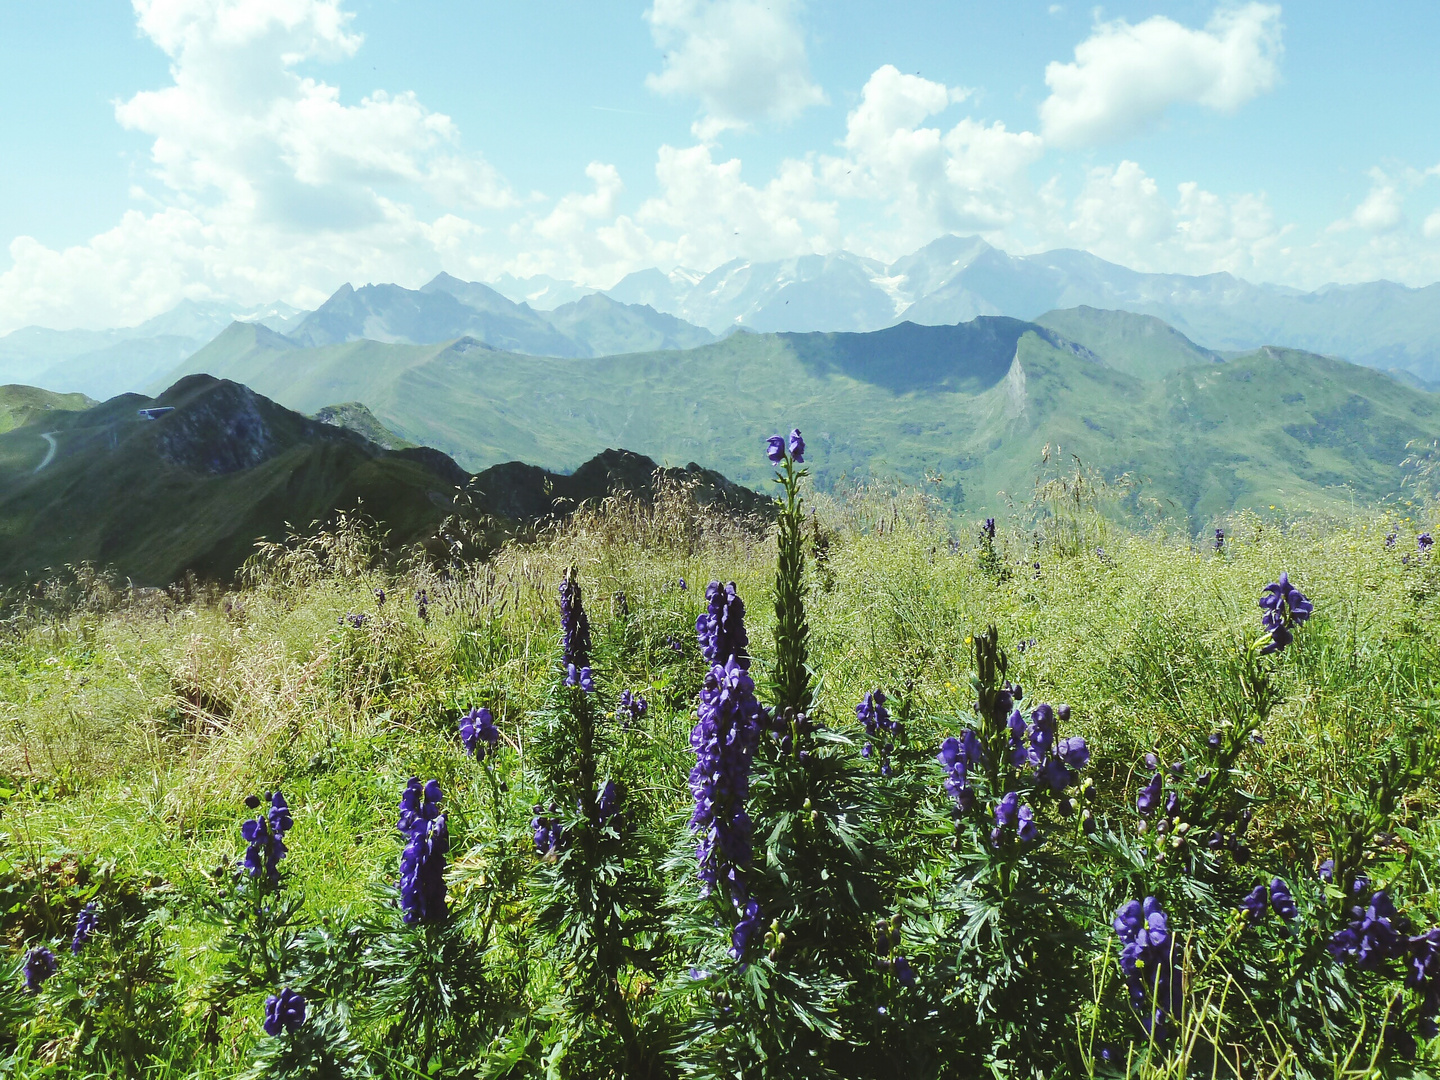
35 431 57 473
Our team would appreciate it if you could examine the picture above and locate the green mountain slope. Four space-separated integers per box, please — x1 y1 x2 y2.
0 375 465 586
0 376 768 587
311 401 416 449
170 317 1440 525
0 384 95 433
1034 306 1221 380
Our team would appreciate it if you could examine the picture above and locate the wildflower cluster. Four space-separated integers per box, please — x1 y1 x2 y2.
71 902 98 954
23 947 57 994
397 779 448 925
1239 878 1297 923
263 988 307 1036
766 428 805 465
616 689 647 728
937 730 983 812
242 791 293 885
531 802 565 857
1259 572 1313 654
697 580 749 667
856 689 900 775
559 567 592 671
1328 881 1407 969
1113 897 1181 1033
458 706 499 760
560 572 595 688
689 653 765 906
595 780 625 832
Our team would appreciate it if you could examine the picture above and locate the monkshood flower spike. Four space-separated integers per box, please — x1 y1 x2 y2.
1258 572 1313 654
689 654 765 902
697 580 750 668
263 988 307 1036
72 902 98 954
1114 897 1182 1033
23 947 57 993
241 790 293 886
559 567 592 672
397 778 449 924
458 706 499 760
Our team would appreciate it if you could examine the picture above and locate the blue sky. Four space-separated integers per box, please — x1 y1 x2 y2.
1 0 1438 332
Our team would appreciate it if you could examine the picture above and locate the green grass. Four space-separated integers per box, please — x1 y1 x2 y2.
1034 306 1221 380
0 385 94 435
0 477 1438 1076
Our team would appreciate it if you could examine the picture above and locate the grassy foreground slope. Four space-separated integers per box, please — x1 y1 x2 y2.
177 317 1440 525
0 482 1437 1075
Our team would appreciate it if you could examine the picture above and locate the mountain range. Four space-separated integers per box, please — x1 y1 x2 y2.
8 234 1440 402
0 299 306 400
0 378 767 587
593 236 1440 385
168 307 1440 526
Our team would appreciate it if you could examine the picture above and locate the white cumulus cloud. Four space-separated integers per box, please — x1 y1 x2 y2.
1051 159 1289 278
0 0 514 333
1351 181 1404 233
822 65 1043 254
645 0 826 140
1039 4 1283 148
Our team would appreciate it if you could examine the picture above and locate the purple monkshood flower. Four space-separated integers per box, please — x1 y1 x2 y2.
1006 709 1028 767
458 706 500 761
532 802 565 857
787 428 805 463
1385 532 1397 548
397 779 448 925
982 517 996 540
1270 878 1298 920
1318 859 1335 883
1240 885 1269 921
766 429 805 465
558 570 592 672
697 581 749 668
1137 773 1163 816
1421 533 1435 553
1407 928 1440 1039
1259 572 1314 655
995 791 1020 829
263 988 307 1036
1058 736 1090 769
1328 889 1410 969
565 664 595 692
730 899 763 960
893 955 916 987
22 947 57 994
595 780 624 831
1016 804 1038 842
991 792 1037 845
72 902 99 955
617 690 648 728
1114 897 1181 1032
690 643 766 901
937 731 982 812
1215 528 1225 552
678 578 687 591
241 791 293 887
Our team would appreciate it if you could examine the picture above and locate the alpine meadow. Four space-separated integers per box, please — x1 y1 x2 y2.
5 2 1440 1078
